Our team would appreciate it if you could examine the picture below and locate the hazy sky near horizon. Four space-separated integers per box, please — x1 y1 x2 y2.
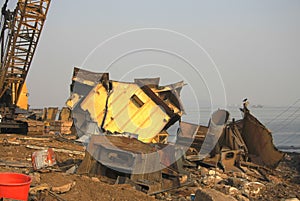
5 0 300 108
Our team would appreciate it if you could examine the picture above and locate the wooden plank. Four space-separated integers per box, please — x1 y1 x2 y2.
19 136 51 141
0 160 32 168
25 145 85 155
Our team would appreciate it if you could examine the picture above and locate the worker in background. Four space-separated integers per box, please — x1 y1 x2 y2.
240 98 250 117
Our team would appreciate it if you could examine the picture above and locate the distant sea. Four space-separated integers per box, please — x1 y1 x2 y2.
181 106 300 153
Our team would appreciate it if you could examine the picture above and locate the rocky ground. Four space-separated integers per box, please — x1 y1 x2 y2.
0 134 299 201
156 152 300 201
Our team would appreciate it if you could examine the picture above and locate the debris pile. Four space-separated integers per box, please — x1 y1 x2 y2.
43 107 73 135
0 67 298 201
0 133 298 200
64 67 293 200
67 67 189 193
181 109 284 171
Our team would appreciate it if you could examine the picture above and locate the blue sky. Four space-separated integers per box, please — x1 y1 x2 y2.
5 0 300 108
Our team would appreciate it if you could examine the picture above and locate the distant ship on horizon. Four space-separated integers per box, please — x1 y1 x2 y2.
251 104 263 108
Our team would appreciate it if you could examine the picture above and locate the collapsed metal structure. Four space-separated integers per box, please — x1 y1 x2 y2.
67 67 189 194
67 67 185 143
179 108 284 172
67 67 284 194
77 135 189 194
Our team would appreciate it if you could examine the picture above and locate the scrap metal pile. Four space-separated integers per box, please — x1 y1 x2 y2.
178 109 284 171
67 67 189 193
65 67 284 195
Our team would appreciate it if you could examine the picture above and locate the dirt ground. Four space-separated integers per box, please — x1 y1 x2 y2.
0 134 299 201
0 134 155 201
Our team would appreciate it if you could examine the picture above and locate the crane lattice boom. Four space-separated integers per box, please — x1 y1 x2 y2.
0 0 51 106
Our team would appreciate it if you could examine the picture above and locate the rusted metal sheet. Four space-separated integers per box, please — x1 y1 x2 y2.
199 110 229 160
87 135 162 175
184 108 283 170
220 148 242 172
177 122 207 154
178 121 199 138
241 111 284 169
81 135 189 194
134 77 160 87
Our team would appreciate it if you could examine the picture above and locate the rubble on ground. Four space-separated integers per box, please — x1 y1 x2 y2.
0 69 298 200
0 132 299 200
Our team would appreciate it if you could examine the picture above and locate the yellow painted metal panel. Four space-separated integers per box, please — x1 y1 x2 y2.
80 84 108 126
16 82 28 110
77 81 171 143
102 82 170 143
66 93 81 109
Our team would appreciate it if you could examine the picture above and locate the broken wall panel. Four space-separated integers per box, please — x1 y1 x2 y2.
67 67 109 110
80 83 108 128
241 112 284 169
178 122 199 139
104 82 171 143
68 67 185 144
177 122 208 153
151 81 186 114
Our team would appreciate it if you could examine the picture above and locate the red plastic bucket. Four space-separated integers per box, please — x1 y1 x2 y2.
0 172 32 200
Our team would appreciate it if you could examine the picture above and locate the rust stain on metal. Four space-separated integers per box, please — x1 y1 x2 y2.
78 135 189 194
182 107 284 170
241 111 284 169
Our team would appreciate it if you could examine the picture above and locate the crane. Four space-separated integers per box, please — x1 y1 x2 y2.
0 0 51 133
